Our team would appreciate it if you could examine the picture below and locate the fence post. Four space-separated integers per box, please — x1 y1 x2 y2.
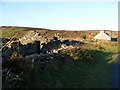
34 41 41 54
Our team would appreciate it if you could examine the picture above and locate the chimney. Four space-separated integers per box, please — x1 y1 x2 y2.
100 30 104 33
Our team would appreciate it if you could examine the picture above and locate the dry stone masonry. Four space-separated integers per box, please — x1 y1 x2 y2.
2 30 85 60
19 30 49 45
2 31 62 59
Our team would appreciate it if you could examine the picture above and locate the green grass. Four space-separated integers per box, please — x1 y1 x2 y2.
26 44 116 88
101 44 118 53
99 42 119 63
2 27 27 38
79 34 86 39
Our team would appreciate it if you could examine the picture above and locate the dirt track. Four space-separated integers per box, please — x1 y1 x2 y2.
111 55 120 88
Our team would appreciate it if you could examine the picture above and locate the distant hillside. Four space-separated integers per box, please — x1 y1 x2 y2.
1 26 119 40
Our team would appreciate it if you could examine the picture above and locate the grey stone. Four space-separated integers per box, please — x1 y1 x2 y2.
19 30 48 45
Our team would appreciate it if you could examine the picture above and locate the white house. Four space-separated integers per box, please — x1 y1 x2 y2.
94 31 111 40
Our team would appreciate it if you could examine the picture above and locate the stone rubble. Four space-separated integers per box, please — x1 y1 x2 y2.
2 30 85 61
19 30 49 45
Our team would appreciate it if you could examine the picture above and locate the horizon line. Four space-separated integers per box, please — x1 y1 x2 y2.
1 25 118 31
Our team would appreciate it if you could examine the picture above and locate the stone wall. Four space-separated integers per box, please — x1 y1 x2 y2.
2 31 62 59
19 30 49 45
2 30 85 60
2 41 40 59
41 39 61 53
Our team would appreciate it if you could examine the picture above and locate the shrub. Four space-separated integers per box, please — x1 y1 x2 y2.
79 34 86 39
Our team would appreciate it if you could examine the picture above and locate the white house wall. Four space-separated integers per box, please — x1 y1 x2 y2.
94 33 111 40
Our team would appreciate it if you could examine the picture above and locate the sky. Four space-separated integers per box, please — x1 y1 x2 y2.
1 1 118 31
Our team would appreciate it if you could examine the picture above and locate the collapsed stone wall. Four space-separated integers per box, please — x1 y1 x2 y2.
2 30 85 60
19 30 49 45
41 39 61 53
2 31 62 59
2 41 39 59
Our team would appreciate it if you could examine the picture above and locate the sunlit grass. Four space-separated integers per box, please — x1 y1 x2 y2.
2 27 27 38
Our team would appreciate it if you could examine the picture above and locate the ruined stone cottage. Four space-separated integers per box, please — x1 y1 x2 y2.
2 30 62 59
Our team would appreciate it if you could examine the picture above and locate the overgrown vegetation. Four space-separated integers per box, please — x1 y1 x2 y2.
2 41 118 88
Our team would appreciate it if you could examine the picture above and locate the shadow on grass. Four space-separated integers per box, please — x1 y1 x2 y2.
2 46 114 88
27 49 113 88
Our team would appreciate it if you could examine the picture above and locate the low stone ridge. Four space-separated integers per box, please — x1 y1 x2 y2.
2 30 85 60
61 39 84 46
